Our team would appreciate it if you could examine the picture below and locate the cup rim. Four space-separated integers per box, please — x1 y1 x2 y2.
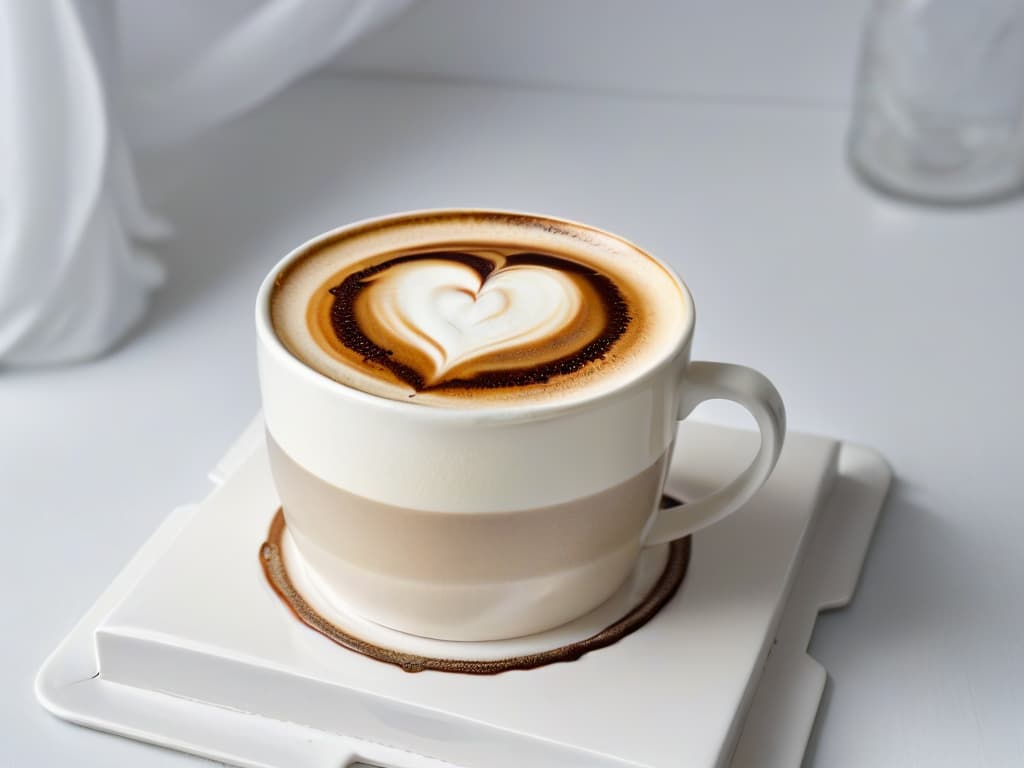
255 208 696 423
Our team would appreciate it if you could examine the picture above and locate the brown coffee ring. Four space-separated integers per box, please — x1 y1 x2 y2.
259 507 690 674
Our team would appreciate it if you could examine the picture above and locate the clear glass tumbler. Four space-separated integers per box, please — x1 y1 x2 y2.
849 0 1024 203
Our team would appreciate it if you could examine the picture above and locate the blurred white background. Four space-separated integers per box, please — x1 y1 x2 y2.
124 0 870 105
3 2 1023 768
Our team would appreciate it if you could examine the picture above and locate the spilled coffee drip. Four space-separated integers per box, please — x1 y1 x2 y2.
324 250 630 392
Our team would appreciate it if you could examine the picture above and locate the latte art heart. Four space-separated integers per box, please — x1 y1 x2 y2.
327 251 631 391
371 261 584 384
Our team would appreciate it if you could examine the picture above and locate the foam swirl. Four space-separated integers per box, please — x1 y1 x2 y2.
327 251 629 391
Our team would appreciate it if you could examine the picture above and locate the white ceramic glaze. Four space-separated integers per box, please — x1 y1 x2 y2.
256 210 787 640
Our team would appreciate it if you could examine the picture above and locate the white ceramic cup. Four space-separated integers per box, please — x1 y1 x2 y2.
256 210 786 641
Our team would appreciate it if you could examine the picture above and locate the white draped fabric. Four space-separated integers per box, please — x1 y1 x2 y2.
0 0 410 365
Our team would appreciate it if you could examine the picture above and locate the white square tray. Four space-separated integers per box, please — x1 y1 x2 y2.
37 418 889 768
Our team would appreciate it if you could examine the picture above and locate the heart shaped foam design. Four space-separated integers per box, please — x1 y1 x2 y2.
363 259 584 385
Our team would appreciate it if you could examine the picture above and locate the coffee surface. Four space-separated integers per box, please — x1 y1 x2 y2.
271 212 688 407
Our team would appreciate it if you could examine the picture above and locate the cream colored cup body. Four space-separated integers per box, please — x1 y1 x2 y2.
256 210 785 641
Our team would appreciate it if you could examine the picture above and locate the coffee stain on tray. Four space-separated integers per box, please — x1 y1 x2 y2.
259 499 691 675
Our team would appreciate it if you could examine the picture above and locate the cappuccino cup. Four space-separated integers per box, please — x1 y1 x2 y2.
256 210 785 641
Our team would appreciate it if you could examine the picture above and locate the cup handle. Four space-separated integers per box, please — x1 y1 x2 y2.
644 361 786 546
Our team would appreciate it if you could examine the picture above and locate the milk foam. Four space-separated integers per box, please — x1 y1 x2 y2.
271 212 689 407
363 258 584 385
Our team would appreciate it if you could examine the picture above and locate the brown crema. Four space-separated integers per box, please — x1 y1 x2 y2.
270 211 689 407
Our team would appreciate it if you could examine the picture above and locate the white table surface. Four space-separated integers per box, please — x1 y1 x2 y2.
3 74 1023 768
